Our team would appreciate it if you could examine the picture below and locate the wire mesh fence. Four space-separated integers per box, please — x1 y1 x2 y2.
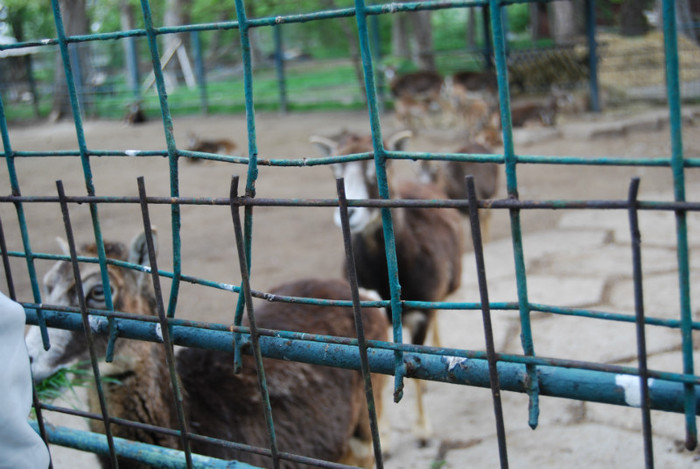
0 0 699 468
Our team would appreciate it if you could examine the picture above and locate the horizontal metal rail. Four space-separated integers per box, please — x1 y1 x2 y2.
24 308 700 412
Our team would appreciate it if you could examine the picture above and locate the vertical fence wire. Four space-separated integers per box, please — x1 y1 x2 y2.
229 176 280 469
232 0 260 374
488 0 540 428
50 0 120 363
466 176 509 468
0 86 49 350
138 0 184 322
56 180 119 468
353 0 407 404
627 177 654 469
661 0 697 451
337 177 384 469
137 177 194 468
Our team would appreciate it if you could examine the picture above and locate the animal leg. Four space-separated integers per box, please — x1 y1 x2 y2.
480 208 492 244
413 378 432 446
429 311 442 348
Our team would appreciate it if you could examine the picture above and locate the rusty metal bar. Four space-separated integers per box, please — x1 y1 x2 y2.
229 175 280 469
136 177 194 467
55 180 119 468
466 175 509 468
336 177 384 468
627 178 654 468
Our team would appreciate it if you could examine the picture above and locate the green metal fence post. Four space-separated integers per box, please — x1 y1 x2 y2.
489 0 540 429
661 0 697 451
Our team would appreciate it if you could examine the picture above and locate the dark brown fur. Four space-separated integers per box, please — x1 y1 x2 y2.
451 70 498 93
318 132 464 346
510 95 558 127
84 264 386 468
388 70 447 129
350 179 463 345
180 279 388 468
420 142 500 216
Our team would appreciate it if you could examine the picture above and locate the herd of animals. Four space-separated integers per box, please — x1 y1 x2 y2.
26 68 568 468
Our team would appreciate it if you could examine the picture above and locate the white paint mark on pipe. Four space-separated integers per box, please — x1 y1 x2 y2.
615 374 654 407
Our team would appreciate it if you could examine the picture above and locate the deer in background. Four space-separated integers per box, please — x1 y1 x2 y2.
185 132 238 163
417 141 500 241
385 68 452 130
25 231 388 469
311 130 464 445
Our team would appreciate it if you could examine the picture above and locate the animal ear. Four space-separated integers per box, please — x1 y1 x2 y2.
386 130 412 152
55 237 70 256
309 136 338 158
128 228 157 267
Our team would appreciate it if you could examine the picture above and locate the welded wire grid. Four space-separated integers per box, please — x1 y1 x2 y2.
0 0 698 468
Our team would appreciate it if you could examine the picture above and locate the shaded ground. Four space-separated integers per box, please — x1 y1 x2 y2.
2 105 700 467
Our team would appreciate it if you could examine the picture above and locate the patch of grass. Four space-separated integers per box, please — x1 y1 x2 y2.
34 364 94 404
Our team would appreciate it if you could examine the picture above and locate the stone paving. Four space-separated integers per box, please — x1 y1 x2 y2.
382 113 700 468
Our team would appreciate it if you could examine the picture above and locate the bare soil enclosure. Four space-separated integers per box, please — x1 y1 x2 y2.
3 106 700 467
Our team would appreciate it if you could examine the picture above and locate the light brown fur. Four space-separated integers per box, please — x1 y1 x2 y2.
43 235 388 469
387 70 451 130
186 132 238 163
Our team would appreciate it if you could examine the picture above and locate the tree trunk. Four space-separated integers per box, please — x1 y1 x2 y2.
410 10 435 70
466 8 477 49
550 0 576 44
322 0 366 104
51 0 89 121
675 0 697 42
531 3 552 40
392 13 411 61
162 0 185 86
244 2 265 67
120 0 140 96
619 0 649 36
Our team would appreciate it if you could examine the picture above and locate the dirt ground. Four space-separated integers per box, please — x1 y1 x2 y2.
2 106 700 467
3 106 699 324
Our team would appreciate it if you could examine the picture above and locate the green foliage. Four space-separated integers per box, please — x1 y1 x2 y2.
507 3 530 34
34 365 94 404
0 0 54 41
433 8 470 52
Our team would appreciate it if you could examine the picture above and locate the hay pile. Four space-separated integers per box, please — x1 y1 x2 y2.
598 30 700 90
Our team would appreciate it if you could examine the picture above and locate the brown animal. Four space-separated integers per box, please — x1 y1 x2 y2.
418 142 500 240
445 71 500 141
509 88 573 128
124 101 147 125
27 232 388 469
186 133 238 162
450 70 498 94
311 130 464 443
386 69 450 130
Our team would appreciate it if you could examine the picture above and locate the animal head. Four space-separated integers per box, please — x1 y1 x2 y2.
25 230 157 382
186 132 201 151
310 130 412 234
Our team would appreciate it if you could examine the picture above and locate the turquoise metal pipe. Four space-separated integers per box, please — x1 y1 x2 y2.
662 0 697 451
29 423 256 469
488 0 539 429
139 0 184 321
353 0 407 403
25 309 700 416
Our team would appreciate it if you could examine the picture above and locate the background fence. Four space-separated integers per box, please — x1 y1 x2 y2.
2 1 700 121
1 0 700 468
